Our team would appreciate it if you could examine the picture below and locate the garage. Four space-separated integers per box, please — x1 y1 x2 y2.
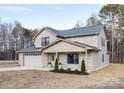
24 53 43 67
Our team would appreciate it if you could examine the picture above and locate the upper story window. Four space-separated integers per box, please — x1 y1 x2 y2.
101 37 105 47
41 37 49 46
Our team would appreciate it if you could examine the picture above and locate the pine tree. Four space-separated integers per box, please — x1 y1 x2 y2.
55 58 59 71
81 60 86 73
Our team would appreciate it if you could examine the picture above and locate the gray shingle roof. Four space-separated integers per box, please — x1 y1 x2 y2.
47 25 104 37
16 46 42 53
46 26 62 35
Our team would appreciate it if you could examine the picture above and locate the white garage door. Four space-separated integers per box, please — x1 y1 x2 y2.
24 53 43 67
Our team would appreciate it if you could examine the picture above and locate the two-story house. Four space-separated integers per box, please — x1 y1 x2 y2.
17 25 109 73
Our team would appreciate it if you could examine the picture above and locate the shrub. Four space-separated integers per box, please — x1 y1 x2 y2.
48 62 51 64
81 60 86 74
75 69 79 73
54 58 59 71
67 68 71 73
59 63 62 65
59 68 64 72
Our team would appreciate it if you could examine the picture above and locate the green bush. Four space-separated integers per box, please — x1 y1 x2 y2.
81 60 86 74
75 69 79 73
55 58 59 71
48 62 51 64
59 62 62 65
59 68 64 72
67 68 71 73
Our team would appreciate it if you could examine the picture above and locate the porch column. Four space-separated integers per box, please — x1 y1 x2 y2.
42 53 45 68
23 53 24 66
85 49 88 72
55 52 58 59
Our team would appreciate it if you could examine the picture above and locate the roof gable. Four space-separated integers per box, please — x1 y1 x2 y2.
32 27 58 40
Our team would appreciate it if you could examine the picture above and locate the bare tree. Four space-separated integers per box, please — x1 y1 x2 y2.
99 4 124 63
86 13 101 26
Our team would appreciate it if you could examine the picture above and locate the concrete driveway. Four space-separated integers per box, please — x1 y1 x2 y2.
0 66 52 72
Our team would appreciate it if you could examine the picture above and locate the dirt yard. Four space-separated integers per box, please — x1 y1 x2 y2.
0 64 124 89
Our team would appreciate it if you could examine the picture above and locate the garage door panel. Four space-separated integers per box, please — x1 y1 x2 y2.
24 53 43 67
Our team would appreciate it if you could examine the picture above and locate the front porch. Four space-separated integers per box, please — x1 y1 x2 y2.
43 51 88 71
42 39 97 72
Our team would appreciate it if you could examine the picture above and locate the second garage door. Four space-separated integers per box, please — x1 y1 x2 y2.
24 53 43 67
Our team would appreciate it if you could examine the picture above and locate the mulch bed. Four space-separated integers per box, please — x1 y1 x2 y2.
50 70 89 75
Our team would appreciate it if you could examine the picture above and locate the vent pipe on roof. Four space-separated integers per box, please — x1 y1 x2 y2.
73 23 80 29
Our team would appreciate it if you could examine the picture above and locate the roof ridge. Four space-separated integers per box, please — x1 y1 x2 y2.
46 26 58 31
60 24 104 32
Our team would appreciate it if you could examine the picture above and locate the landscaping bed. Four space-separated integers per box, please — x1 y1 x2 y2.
51 69 89 75
51 58 88 75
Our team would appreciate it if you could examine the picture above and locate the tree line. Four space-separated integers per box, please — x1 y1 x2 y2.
0 20 39 60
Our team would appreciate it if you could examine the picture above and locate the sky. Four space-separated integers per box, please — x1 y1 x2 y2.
0 4 104 30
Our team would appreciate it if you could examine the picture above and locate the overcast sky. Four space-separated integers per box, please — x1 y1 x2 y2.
0 4 103 30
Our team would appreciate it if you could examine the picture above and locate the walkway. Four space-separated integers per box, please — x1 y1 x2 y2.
0 66 53 72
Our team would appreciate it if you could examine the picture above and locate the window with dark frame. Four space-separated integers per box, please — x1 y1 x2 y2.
107 41 110 51
41 37 49 46
67 53 79 64
102 54 104 62
51 55 54 61
101 38 105 47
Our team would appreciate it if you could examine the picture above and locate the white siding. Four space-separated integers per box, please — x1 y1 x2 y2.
34 29 58 48
65 35 98 47
98 29 109 67
19 53 24 66
43 41 87 53
85 29 110 72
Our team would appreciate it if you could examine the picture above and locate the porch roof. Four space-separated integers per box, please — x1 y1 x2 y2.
16 46 42 53
42 39 99 53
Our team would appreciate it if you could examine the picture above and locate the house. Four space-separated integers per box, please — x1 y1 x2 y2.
17 25 109 73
